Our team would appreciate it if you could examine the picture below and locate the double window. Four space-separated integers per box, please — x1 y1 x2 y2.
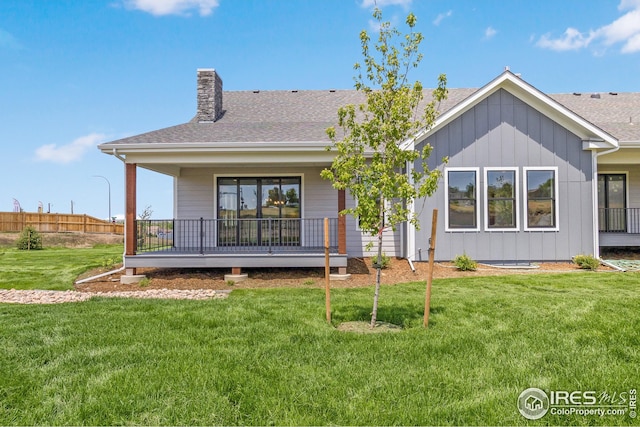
445 167 558 232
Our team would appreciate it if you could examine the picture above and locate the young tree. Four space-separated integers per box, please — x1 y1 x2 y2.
321 8 448 327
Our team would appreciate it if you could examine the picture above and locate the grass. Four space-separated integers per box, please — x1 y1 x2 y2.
0 244 123 290
0 272 638 425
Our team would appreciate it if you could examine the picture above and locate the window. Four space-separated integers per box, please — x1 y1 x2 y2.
217 177 302 246
445 168 479 231
524 167 558 230
485 168 518 230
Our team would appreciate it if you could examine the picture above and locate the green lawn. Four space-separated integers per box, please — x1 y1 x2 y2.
1 272 638 425
0 245 123 290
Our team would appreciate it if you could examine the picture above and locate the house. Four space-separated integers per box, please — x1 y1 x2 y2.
98 68 640 280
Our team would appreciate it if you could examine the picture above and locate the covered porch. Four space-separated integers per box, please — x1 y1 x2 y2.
128 217 347 268
597 156 640 248
122 162 349 274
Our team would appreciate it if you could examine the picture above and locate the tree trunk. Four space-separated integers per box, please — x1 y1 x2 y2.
370 198 385 328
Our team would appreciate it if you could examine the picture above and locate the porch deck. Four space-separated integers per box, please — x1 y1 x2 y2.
127 218 347 268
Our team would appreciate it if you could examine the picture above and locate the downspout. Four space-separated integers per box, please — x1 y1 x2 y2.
405 159 417 267
112 147 126 162
593 144 621 259
112 148 128 271
75 265 125 284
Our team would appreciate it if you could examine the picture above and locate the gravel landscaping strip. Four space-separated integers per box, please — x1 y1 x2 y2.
0 289 229 305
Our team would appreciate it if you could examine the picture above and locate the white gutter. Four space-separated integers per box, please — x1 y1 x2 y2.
592 144 622 258
112 148 126 162
99 141 333 153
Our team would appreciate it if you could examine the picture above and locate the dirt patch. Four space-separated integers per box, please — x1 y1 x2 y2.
336 321 403 333
75 257 611 293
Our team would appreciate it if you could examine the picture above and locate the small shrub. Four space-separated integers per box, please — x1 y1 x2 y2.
453 254 477 271
302 279 315 286
16 226 43 250
138 277 150 288
371 253 391 269
573 254 599 271
101 256 120 269
226 280 235 286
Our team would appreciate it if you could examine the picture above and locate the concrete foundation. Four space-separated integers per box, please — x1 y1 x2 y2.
120 274 147 285
224 273 249 283
330 273 352 281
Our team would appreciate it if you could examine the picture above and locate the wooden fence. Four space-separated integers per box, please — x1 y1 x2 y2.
0 212 124 234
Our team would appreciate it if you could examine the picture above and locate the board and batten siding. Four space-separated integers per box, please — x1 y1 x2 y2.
173 166 402 257
416 89 595 262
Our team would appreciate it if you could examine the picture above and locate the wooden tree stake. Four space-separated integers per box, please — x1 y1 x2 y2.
424 209 438 328
324 217 331 324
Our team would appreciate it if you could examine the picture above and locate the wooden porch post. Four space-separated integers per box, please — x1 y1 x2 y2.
125 163 137 275
338 189 347 275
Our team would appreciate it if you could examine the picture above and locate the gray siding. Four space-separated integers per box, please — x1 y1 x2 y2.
344 194 402 258
417 89 595 262
175 166 335 220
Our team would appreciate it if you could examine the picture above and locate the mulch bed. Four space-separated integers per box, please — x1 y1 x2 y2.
75 257 614 293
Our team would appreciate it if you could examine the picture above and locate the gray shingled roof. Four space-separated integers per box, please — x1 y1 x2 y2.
101 87 640 146
549 92 640 142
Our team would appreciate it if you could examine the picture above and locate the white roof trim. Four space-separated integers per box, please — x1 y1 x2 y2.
412 70 618 150
99 141 331 154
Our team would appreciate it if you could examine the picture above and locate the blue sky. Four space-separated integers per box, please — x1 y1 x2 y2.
2 0 640 220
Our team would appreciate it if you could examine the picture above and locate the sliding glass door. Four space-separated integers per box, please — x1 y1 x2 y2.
217 177 301 246
598 174 626 232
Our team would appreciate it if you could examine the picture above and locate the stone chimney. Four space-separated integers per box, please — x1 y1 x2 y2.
196 68 223 122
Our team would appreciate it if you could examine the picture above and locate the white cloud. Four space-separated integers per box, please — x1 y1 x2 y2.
537 27 592 51
484 26 497 39
433 10 452 26
537 0 640 54
121 0 219 16
0 28 22 50
361 0 412 8
622 32 640 52
35 133 107 164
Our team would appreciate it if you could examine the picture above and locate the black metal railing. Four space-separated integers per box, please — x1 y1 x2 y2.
598 208 640 233
135 218 339 254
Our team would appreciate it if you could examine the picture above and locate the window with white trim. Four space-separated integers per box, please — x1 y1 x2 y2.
524 167 558 230
484 168 519 230
445 168 479 231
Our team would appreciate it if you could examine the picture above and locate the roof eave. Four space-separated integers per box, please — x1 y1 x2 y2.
98 140 332 154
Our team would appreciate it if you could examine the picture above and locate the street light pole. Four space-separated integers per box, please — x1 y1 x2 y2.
93 175 111 221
